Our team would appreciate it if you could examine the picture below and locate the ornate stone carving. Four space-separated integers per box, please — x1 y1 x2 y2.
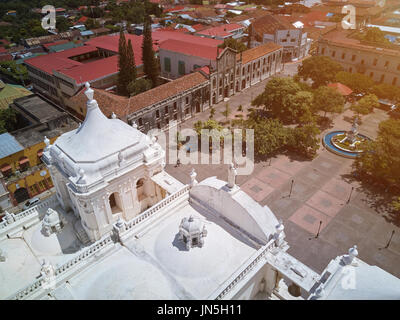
227 162 237 188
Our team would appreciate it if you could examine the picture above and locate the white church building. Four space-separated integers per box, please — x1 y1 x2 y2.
0 83 400 300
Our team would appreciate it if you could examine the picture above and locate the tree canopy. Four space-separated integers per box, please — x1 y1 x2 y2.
351 94 379 117
313 86 344 118
355 118 400 186
252 77 314 124
335 71 375 94
142 15 160 88
298 56 343 88
371 83 400 103
117 31 137 96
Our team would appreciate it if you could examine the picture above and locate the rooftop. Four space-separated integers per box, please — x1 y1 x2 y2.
320 29 400 57
195 23 244 38
68 72 209 119
327 83 353 96
0 133 24 158
252 14 295 38
160 39 220 60
240 42 283 64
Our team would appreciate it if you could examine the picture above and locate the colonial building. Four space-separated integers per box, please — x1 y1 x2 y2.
0 94 78 206
250 14 311 62
66 71 210 133
318 29 400 87
1 85 399 300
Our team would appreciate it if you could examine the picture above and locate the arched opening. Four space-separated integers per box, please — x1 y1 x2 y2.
212 93 216 104
109 192 122 214
224 86 229 97
14 187 29 204
195 101 200 113
242 79 246 89
136 178 145 201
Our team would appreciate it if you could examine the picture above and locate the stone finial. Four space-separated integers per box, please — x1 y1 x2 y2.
315 286 325 298
131 121 138 129
79 168 85 178
161 160 166 170
189 168 198 187
111 112 117 119
5 210 14 224
44 136 50 148
227 162 237 188
274 219 285 246
276 220 284 234
343 245 358 265
84 82 94 101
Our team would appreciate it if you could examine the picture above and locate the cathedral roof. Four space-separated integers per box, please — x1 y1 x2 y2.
53 83 144 163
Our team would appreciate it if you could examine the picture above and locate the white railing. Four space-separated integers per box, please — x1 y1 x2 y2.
123 185 190 232
215 239 276 300
0 195 57 230
10 235 113 300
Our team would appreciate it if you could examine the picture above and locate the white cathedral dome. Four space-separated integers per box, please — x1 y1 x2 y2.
53 83 144 163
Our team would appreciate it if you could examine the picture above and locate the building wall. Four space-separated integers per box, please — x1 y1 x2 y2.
0 137 57 205
128 84 210 133
261 29 309 61
317 40 400 87
159 48 216 79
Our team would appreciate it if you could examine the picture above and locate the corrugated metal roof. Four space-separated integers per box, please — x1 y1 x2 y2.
0 133 24 158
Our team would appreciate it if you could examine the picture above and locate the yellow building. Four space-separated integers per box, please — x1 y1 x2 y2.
0 94 78 207
0 134 57 205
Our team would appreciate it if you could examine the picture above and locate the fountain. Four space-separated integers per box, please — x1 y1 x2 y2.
322 118 371 159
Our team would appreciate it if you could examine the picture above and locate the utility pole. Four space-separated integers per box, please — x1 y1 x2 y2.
347 186 355 204
289 179 294 198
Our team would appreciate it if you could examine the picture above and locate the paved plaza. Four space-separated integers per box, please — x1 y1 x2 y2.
165 74 400 278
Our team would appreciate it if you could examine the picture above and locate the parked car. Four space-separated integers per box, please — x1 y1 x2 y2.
378 99 397 111
23 197 40 210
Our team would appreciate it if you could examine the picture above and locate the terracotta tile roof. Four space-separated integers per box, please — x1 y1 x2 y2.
240 42 282 64
196 23 244 38
68 72 209 118
320 30 400 57
328 83 353 96
252 14 295 37
160 39 221 60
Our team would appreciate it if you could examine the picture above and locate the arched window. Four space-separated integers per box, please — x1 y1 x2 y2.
109 192 122 214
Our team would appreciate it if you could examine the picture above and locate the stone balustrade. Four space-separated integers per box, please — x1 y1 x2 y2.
10 235 113 300
215 239 276 300
122 185 190 232
0 195 57 231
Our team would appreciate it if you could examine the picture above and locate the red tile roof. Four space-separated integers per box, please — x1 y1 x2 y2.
42 39 69 50
240 42 282 64
196 23 244 38
25 45 99 75
328 83 353 96
160 39 220 60
252 14 295 38
68 72 208 118
77 16 88 24
58 55 119 85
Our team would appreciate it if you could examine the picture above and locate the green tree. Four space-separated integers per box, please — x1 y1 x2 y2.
371 83 400 103
351 94 379 118
246 117 291 156
126 39 137 82
363 27 391 46
0 108 17 133
283 90 314 124
355 118 400 186
313 86 344 118
142 15 159 87
117 30 129 96
288 123 320 158
209 107 216 119
335 71 375 94
298 56 343 88
218 38 247 53
221 103 230 122
392 197 400 212
127 78 152 96
252 77 300 116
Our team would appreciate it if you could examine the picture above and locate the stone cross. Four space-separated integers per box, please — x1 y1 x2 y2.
343 245 358 265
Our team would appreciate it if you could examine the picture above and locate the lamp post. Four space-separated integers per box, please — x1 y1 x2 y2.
289 179 294 198
309 220 323 240
347 186 355 204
